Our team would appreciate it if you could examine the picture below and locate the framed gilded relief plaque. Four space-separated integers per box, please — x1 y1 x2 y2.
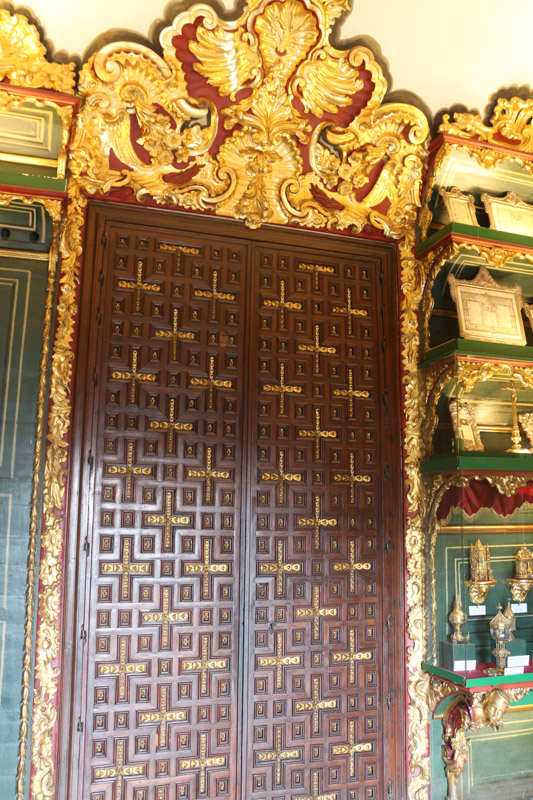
448 266 526 345
439 187 478 226
481 191 533 236
449 399 483 451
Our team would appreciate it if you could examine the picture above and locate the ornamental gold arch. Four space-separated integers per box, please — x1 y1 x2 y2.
0 3 434 800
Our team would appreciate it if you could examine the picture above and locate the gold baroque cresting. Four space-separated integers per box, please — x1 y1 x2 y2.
71 0 428 235
0 9 75 93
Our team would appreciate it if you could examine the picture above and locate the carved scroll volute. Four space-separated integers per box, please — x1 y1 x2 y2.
72 0 429 233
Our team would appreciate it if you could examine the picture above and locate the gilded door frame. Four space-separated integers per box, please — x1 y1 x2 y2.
0 4 431 799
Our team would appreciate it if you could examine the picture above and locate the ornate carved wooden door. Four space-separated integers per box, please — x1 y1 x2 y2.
63 202 404 800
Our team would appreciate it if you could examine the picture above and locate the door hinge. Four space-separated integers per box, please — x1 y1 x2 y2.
385 539 391 554
382 389 388 406
387 779 393 796
384 463 390 480
101 234 107 248
77 718 84 734
96 311 102 325
386 692 392 710
385 615 392 633
83 537 90 554
98 270 105 286
92 370 98 386
80 625 87 643
87 451 94 469
381 335 387 353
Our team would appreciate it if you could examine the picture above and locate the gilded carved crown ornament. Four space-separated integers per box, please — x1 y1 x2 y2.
440 96 533 152
71 0 429 233
0 9 75 93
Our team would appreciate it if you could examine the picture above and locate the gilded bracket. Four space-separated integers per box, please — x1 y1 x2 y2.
441 687 530 800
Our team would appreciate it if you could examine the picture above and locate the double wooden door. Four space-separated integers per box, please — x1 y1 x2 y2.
63 203 404 800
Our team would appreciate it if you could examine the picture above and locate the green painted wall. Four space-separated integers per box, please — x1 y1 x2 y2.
0 214 52 797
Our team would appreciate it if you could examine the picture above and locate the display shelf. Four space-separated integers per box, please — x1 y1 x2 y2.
423 660 533 689
418 131 533 245
419 221 533 256
421 338 533 368
418 104 533 800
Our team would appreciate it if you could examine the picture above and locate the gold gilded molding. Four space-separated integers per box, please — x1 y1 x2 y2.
440 97 533 152
0 195 63 800
28 183 83 800
0 10 75 94
72 0 428 235
399 231 432 797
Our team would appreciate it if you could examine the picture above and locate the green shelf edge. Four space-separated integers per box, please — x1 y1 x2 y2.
421 452 533 474
422 661 533 689
421 338 533 367
418 221 533 255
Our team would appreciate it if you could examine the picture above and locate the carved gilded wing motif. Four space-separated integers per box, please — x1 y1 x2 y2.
292 45 363 117
190 23 261 100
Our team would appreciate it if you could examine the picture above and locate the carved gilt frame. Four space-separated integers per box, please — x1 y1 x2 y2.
0 4 432 800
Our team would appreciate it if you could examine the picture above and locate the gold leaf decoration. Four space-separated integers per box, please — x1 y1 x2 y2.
0 10 75 94
440 97 533 152
72 0 429 235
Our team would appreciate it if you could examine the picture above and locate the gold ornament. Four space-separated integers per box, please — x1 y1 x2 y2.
519 412 533 450
0 196 64 800
72 0 428 235
506 545 533 603
0 4 431 798
0 10 75 93
448 595 469 644
440 97 533 153
487 604 512 675
465 539 497 606
29 183 85 800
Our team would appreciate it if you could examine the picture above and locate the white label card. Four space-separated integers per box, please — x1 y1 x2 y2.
469 605 486 616
504 666 525 676
508 655 530 668
511 603 528 614
453 660 476 672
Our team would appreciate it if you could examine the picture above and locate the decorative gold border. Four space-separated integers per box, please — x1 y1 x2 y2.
419 140 533 242
26 182 83 800
0 193 63 800
400 232 432 797
440 187 478 227
482 191 533 236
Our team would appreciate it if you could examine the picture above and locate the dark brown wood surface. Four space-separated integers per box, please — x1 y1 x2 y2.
60 202 404 800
